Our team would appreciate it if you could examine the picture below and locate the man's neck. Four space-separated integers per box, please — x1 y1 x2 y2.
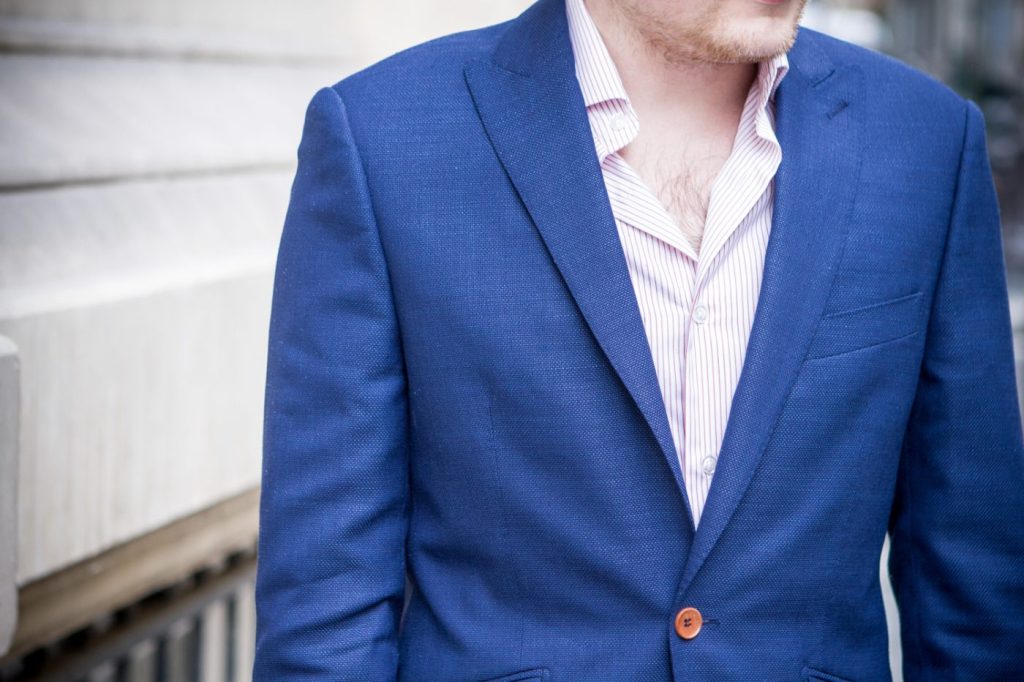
583 0 757 130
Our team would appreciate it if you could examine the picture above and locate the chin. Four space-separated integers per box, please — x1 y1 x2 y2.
630 0 804 66
706 22 800 63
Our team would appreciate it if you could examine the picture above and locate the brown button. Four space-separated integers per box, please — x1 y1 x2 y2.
674 606 702 640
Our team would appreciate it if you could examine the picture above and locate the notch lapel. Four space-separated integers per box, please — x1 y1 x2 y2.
678 30 866 594
463 0 694 526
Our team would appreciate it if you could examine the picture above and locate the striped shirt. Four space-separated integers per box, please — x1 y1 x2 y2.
565 0 790 527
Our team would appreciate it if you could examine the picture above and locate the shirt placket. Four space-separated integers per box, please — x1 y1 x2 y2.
683 96 783 527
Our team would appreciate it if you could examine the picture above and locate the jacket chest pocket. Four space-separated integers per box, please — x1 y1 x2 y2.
805 290 924 361
802 665 852 682
481 668 549 682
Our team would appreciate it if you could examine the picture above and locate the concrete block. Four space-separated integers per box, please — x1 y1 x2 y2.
0 171 286 582
0 335 18 656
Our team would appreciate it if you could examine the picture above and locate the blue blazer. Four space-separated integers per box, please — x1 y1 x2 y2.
253 0 1024 679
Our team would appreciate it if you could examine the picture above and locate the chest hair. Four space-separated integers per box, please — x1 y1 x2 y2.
625 145 728 255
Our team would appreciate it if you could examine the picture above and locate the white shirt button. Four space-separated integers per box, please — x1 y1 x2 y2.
611 113 629 131
693 305 708 324
702 455 717 476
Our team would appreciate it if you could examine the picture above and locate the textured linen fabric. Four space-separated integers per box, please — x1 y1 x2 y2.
253 0 1024 679
565 0 789 526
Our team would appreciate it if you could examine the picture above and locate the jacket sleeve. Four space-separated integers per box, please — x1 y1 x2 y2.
253 84 409 680
888 99 1024 678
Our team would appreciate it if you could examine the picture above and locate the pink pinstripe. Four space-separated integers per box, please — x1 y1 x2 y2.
566 0 790 527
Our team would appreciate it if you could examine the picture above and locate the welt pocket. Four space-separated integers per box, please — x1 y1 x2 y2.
480 667 549 682
805 290 924 361
802 665 852 682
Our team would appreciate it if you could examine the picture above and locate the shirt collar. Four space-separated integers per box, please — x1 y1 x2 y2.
566 0 630 108
565 0 791 112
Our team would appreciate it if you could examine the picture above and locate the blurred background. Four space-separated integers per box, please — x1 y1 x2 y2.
0 0 1021 680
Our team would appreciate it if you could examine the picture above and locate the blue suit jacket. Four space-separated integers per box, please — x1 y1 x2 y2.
253 0 1024 679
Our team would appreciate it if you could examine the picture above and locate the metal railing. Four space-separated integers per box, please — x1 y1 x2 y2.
0 553 255 682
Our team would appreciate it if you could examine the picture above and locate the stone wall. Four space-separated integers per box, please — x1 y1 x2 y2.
0 0 527 589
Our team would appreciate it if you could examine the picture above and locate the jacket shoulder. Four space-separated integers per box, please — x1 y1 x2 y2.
327 18 512 106
796 27 968 125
